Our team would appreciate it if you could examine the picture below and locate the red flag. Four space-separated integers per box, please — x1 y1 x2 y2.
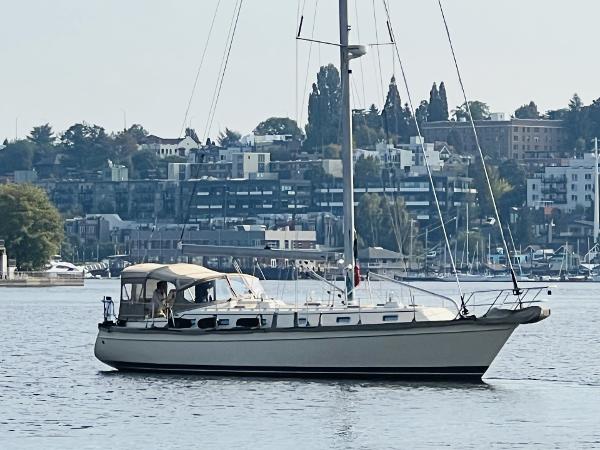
354 262 361 287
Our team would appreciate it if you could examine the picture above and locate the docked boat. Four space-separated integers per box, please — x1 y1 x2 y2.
95 0 551 380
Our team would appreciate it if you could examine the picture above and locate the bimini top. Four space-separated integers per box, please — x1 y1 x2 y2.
121 263 224 289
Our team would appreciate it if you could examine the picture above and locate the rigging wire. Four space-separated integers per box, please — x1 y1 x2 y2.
353 0 367 108
435 0 520 292
295 0 308 123
381 0 465 309
347 46 405 268
298 0 321 128
178 0 222 140
371 0 386 106
204 0 244 142
203 1 238 142
181 0 242 246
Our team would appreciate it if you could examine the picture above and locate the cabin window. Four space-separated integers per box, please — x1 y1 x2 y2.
336 316 351 324
217 319 229 326
121 283 143 303
236 317 260 328
298 318 307 325
383 315 398 322
227 275 266 297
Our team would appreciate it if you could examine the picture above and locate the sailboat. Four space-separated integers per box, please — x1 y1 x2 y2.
94 0 550 379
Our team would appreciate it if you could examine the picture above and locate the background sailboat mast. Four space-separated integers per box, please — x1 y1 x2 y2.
594 137 599 243
338 0 355 299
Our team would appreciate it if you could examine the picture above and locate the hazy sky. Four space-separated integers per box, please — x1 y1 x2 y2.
1 0 598 142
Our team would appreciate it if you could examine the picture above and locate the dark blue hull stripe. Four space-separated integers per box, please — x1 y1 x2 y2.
103 361 488 379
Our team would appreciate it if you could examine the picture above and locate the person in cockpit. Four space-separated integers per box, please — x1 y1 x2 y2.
195 281 215 303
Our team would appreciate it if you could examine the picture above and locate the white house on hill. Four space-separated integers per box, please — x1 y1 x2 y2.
141 135 201 159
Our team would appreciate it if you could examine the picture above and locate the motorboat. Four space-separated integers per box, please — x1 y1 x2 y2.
45 257 84 274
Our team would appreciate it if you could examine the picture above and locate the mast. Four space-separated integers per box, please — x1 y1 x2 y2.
594 137 599 244
338 0 365 301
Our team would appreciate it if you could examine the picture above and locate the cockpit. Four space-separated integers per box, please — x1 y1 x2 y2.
117 263 265 321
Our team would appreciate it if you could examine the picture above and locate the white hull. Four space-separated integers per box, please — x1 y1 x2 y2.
95 320 518 379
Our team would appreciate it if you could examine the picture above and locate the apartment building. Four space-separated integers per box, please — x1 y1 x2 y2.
527 153 599 212
423 118 567 160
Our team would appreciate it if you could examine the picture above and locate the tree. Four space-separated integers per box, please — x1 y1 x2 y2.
28 124 55 146
354 156 381 183
514 101 540 119
427 82 446 122
471 162 513 217
61 123 115 171
304 64 341 152
352 109 385 148
447 128 465 151
514 207 533 246
355 193 413 253
185 127 200 143
114 125 148 163
0 184 64 270
0 140 35 174
415 100 429 128
404 103 417 137
124 124 149 144
565 93 590 154
323 144 341 159
254 117 303 140
217 128 242 147
381 76 408 142
304 164 334 184
355 193 384 247
453 101 490 121
438 82 449 121
366 104 383 130
131 149 159 178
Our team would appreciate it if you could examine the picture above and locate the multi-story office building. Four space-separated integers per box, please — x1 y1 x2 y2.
423 118 567 160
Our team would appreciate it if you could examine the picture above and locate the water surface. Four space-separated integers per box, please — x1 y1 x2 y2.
1 280 599 449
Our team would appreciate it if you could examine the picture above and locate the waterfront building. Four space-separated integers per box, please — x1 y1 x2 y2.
118 226 318 265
